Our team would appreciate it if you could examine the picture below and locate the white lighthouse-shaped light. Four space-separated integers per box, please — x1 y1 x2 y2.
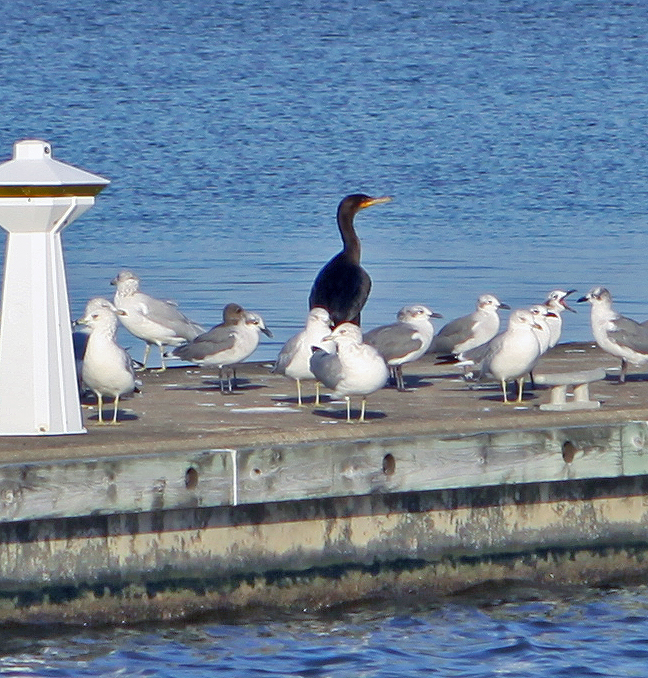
0 139 109 435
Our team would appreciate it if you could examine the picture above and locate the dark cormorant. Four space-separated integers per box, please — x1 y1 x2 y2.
308 193 391 327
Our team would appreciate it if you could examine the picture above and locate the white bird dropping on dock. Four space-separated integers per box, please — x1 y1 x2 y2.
0 139 109 435
364 304 441 391
310 322 389 422
273 307 333 406
578 286 648 383
78 303 137 425
476 309 544 403
111 270 204 371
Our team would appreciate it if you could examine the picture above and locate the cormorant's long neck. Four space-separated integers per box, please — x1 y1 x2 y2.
337 204 361 263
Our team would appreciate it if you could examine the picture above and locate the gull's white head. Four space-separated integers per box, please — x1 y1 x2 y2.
577 286 612 305
508 308 543 331
396 304 442 324
477 294 510 312
323 322 363 346
111 270 141 295
307 307 333 328
544 289 577 313
245 311 273 337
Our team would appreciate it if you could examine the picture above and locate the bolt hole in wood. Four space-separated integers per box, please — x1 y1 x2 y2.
382 453 396 475
185 467 199 490
562 441 577 463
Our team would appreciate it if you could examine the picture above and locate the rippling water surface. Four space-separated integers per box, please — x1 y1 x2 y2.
2 0 648 673
3 586 648 677
3 0 648 363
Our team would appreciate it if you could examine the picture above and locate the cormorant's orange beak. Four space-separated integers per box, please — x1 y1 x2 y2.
360 195 392 209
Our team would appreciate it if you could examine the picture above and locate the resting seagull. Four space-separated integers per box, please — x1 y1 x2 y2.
310 323 389 422
173 304 272 393
273 307 333 406
475 309 543 403
78 303 137 424
112 270 204 371
429 294 510 357
364 304 442 391
577 286 648 383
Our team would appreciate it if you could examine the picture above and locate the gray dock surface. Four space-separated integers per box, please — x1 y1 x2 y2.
2 341 646 463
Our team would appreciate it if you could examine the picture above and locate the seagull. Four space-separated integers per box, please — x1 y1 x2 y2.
528 304 556 355
363 304 442 391
527 304 558 388
577 286 648 383
77 303 137 424
173 303 272 392
308 194 391 327
273 307 333 406
111 270 204 371
541 289 576 348
73 297 122 384
310 323 389 422
475 309 544 403
428 294 510 357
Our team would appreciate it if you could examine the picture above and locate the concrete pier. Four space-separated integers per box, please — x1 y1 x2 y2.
2 342 648 624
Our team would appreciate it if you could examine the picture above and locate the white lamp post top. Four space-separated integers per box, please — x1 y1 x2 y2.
0 140 110 234
0 138 110 435
0 139 109 197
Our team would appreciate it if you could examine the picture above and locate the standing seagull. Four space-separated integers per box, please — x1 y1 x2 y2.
428 294 510 357
112 270 204 371
78 303 137 424
476 309 543 403
273 307 333 406
364 304 442 391
528 305 555 355
73 297 122 383
310 323 389 422
308 194 391 327
527 304 557 389
541 289 576 348
577 286 648 383
173 303 272 393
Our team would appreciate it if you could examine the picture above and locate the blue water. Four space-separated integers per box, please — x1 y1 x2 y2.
3 0 648 364
3 586 648 677
2 0 648 672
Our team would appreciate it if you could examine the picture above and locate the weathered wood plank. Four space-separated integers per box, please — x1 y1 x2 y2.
236 423 648 504
0 449 234 522
0 422 647 523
